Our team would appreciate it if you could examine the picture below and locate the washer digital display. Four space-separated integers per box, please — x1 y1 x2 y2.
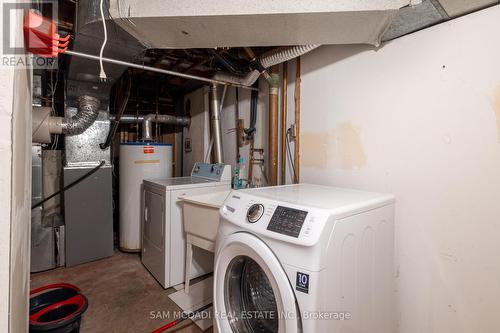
267 206 308 237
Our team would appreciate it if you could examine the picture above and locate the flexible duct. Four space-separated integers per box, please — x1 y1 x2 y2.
32 95 101 143
61 95 101 135
258 45 319 69
212 45 319 87
32 96 191 144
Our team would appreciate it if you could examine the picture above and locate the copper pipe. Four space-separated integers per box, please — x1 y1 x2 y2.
280 62 288 185
268 66 280 186
293 57 301 184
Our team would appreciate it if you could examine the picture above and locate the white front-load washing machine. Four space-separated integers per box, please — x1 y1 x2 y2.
214 184 395 333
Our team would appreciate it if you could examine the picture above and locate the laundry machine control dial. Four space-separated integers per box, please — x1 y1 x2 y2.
247 204 264 223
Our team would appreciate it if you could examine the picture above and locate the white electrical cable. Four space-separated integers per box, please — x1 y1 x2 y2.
99 0 108 80
50 64 60 150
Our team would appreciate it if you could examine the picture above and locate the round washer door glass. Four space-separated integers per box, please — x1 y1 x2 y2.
225 255 278 333
214 232 299 333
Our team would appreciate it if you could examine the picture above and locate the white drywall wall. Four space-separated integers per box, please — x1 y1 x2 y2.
9 65 31 333
183 87 210 175
0 43 14 333
0 2 32 331
299 5 500 333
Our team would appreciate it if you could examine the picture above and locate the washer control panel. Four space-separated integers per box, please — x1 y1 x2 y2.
247 204 265 223
267 206 308 238
221 192 331 246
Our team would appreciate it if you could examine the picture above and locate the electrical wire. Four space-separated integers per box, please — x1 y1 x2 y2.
31 161 106 210
99 0 108 80
100 70 132 149
50 64 60 150
286 128 297 183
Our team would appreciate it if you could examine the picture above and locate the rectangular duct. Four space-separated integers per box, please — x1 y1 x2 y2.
109 0 410 47
64 108 111 167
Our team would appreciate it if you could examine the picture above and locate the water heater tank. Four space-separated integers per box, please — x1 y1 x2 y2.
119 143 172 252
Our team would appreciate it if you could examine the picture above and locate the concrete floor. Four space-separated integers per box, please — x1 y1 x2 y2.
31 252 213 333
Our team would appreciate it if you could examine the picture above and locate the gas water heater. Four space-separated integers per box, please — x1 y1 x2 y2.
119 143 172 252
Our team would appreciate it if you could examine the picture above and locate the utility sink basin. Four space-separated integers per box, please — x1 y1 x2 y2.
181 190 230 293
181 190 230 243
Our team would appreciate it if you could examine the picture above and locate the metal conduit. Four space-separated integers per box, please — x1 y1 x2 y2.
65 50 258 91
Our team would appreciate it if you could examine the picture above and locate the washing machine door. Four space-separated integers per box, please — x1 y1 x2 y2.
214 232 299 333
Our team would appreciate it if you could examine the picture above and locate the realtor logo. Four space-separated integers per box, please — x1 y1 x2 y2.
1 1 58 68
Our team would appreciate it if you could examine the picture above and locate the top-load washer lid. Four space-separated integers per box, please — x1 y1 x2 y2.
143 176 218 190
144 163 232 190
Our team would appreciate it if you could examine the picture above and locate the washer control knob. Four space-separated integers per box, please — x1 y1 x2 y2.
247 204 264 223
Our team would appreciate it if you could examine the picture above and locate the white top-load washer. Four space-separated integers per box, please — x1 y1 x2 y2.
214 184 395 333
142 162 231 289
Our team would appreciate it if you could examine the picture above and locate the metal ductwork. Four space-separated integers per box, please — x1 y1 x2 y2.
212 45 320 87
32 95 102 143
109 0 408 48
212 70 261 88
209 84 224 163
141 114 191 141
61 96 101 135
66 0 145 107
113 114 191 141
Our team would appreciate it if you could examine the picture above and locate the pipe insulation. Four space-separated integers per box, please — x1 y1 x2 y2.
212 45 319 87
61 95 101 135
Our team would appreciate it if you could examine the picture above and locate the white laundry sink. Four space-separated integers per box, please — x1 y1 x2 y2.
181 190 230 243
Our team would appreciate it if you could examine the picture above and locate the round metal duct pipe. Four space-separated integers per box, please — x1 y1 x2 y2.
32 95 101 143
112 114 191 142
